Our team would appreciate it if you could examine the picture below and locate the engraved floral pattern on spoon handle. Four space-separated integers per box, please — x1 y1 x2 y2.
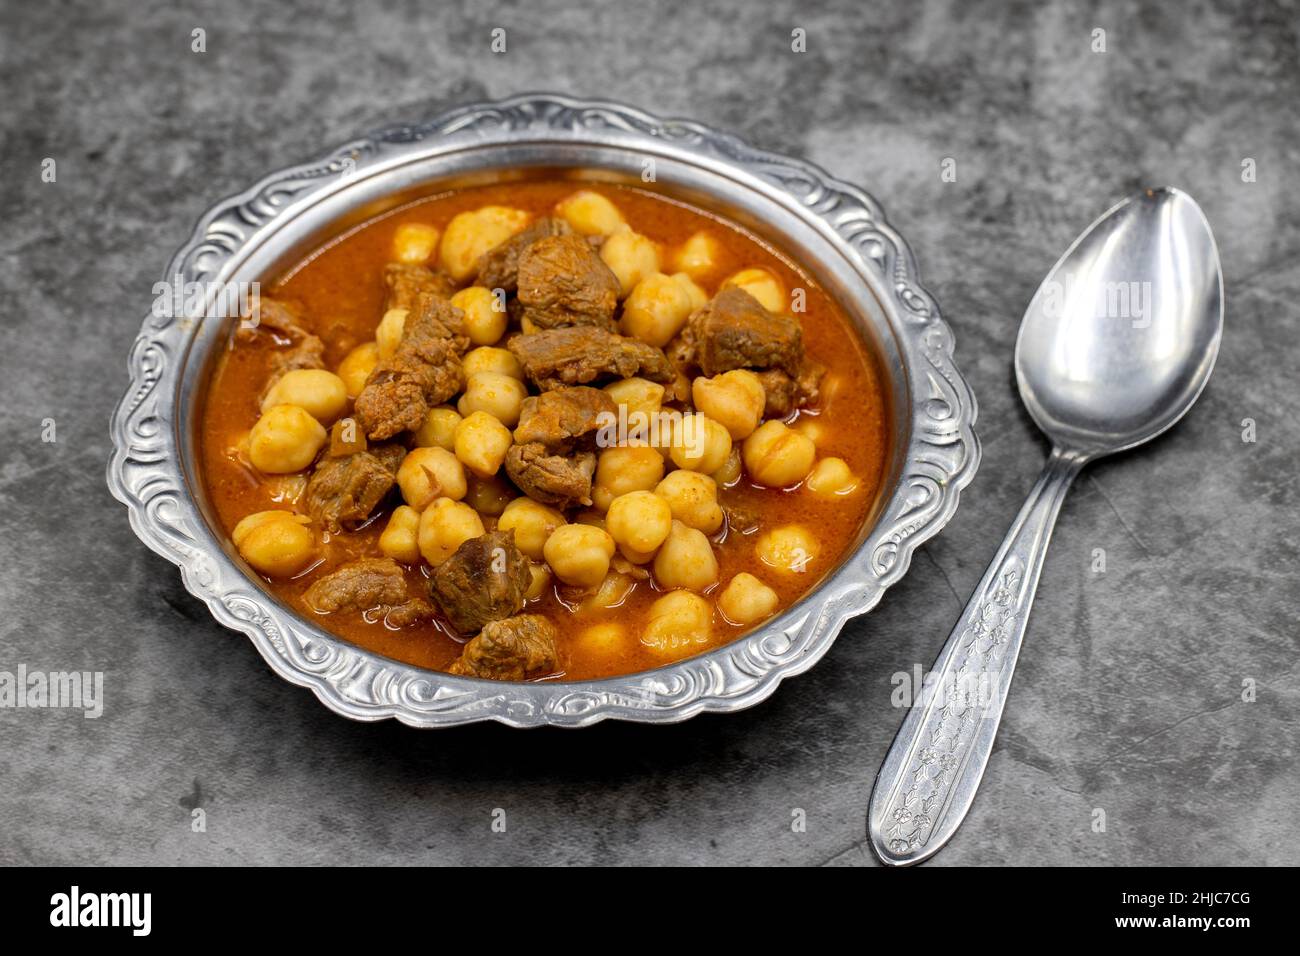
869 448 1085 865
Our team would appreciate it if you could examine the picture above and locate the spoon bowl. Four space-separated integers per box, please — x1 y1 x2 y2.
1015 187 1223 456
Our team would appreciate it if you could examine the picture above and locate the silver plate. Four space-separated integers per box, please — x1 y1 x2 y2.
106 93 979 728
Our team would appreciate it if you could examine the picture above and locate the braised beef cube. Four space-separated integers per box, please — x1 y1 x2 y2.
476 216 572 293
236 296 308 344
448 614 560 681
429 530 531 635
755 361 825 418
235 296 327 392
383 263 457 313
513 386 616 452
505 442 597 508
263 336 327 397
690 287 804 377
355 293 467 439
515 233 620 330
305 557 409 612
508 326 673 391
304 445 404 532
384 598 437 628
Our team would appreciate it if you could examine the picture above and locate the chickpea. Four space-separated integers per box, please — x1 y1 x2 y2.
617 543 657 565
654 470 723 534
462 345 524 381
418 497 486 566
378 505 422 563
451 286 508 346
641 590 713 659
391 222 440 264
669 413 732 474
578 621 627 656
248 404 327 474
554 190 629 236
375 307 408 361
691 369 765 440
397 446 467 509
805 457 860 498
413 406 462 451
579 571 636 611
606 490 673 556
619 272 695 347
756 524 818 575
464 473 515 517
742 420 816 487
524 562 552 601
498 498 566 560
458 371 528 428
591 445 665 511
599 231 660 298
261 369 349 425
336 342 379 398
711 447 743 487
717 572 780 626
438 205 530 282
232 510 316 577
543 523 615 589
793 416 826 446
453 410 512 478
327 417 367 458
723 267 786 313
672 272 709 310
653 520 719 591
603 377 665 429
672 230 722 281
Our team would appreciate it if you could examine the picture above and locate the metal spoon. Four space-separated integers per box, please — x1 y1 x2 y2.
868 187 1223 866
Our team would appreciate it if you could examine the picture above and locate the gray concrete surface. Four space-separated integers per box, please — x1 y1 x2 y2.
0 0 1296 866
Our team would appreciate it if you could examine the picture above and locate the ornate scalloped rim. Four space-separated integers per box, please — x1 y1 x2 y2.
106 93 980 728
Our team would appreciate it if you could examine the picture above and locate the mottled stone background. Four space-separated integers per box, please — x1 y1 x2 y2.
1 0 1296 866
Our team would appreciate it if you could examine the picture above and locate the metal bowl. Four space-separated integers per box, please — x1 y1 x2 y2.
107 93 979 728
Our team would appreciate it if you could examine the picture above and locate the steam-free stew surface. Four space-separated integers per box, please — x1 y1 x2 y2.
200 181 889 680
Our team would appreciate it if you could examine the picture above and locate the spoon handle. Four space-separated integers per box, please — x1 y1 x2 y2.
868 447 1085 865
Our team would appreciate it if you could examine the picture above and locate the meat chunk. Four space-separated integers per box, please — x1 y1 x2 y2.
236 296 310 343
304 445 404 532
383 263 457 312
429 530 531 635
513 386 616 452
756 362 826 418
689 287 804 377
508 327 673 391
515 233 620 330
475 216 572 293
264 337 327 396
505 443 597 508
355 293 466 439
235 296 327 392
448 614 560 681
303 557 435 626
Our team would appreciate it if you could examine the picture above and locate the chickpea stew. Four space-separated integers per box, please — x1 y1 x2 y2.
200 180 890 681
